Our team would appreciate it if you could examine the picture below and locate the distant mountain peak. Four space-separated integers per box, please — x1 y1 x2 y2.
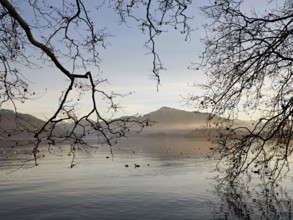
145 106 202 125
143 106 250 130
151 106 188 114
158 106 175 111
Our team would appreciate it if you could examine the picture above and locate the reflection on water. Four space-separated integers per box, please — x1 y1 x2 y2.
1 138 293 219
213 179 293 219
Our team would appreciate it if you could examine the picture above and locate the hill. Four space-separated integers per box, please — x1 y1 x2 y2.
0 109 45 139
0 109 44 131
145 106 211 128
0 107 251 140
145 106 248 128
0 109 66 140
139 106 251 138
147 106 207 123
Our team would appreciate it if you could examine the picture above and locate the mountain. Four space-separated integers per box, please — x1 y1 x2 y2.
145 106 211 128
0 107 251 140
0 109 65 140
139 106 252 138
0 109 45 131
146 106 250 127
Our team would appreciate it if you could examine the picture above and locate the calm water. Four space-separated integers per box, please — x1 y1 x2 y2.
1 138 293 219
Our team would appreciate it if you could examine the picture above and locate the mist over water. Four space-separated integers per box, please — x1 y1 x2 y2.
1 137 293 219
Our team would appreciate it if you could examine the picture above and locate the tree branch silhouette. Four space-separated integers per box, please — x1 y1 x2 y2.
187 0 293 183
0 0 192 166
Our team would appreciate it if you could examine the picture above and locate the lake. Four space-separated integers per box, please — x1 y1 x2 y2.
1 138 293 219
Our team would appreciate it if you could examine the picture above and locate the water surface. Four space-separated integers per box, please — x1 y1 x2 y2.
0 138 218 220
1 138 293 219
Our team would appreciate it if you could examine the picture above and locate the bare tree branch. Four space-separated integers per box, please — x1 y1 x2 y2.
0 0 193 167
187 0 293 183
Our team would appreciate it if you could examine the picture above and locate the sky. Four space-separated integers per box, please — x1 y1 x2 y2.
2 0 284 120
3 0 206 120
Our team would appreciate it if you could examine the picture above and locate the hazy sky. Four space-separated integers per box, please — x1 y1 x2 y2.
4 1 206 120
4 0 283 120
